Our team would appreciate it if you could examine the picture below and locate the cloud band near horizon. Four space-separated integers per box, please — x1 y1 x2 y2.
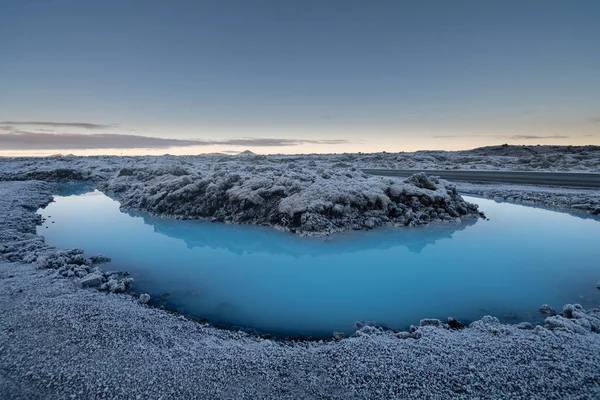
0 131 349 150
1 121 114 129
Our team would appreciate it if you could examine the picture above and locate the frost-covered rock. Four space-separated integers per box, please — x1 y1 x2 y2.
447 317 464 330
562 303 584 319
89 254 111 264
396 331 412 339
105 279 123 293
353 325 384 338
540 305 600 334
80 273 104 288
516 322 534 330
139 293 151 304
99 167 483 236
545 316 590 334
353 321 378 330
539 304 557 316
419 318 442 327
469 316 510 335
332 332 345 340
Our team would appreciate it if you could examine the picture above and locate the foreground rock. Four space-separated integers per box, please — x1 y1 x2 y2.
0 182 133 295
80 273 103 288
138 293 151 304
100 169 483 236
89 254 111 264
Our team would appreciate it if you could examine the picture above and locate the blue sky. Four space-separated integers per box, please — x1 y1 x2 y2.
1 0 599 155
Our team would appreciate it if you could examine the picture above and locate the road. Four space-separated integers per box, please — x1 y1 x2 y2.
362 169 600 189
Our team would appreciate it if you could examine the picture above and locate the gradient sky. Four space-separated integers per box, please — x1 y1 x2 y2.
1 0 599 156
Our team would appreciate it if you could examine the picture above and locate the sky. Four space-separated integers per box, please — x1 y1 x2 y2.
1 0 599 156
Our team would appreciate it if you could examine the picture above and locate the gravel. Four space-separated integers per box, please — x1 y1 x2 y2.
2 260 600 400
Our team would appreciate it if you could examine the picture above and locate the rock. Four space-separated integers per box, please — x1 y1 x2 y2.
469 316 507 335
332 332 345 340
539 304 556 316
545 315 590 334
99 166 484 237
396 331 412 339
106 279 125 293
123 277 134 289
353 321 378 330
101 277 134 293
139 293 151 304
353 325 383 338
89 254 111 264
404 172 438 190
447 317 464 330
516 322 534 330
80 273 104 288
562 304 583 319
419 318 442 327
533 325 551 336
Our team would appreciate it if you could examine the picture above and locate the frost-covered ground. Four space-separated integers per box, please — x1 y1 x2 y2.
458 183 600 216
1 180 600 399
1 145 599 226
2 144 600 177
1 145 600 398
3 258 600 400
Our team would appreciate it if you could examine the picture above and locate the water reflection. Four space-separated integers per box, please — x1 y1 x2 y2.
54 182 97 197
126 210 479 256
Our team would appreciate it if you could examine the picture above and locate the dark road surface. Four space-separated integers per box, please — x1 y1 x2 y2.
362 169 600 189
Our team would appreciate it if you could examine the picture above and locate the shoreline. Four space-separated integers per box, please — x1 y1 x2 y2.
1 163 600 397
4 179 600 334
3 258 600 399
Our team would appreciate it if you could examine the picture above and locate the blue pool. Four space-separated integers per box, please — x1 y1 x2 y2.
38 187 600 337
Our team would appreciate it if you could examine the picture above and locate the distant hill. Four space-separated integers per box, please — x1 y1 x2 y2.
236 150 256 156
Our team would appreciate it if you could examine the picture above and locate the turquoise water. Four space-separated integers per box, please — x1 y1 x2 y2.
38 188 600 337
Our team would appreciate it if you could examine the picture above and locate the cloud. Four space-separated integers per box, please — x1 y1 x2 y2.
219 138 348 147
587 117 600 123
432 135 482 139
0 132 350 150
432 134 573 140
1 121 113 129
509 135 568 140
